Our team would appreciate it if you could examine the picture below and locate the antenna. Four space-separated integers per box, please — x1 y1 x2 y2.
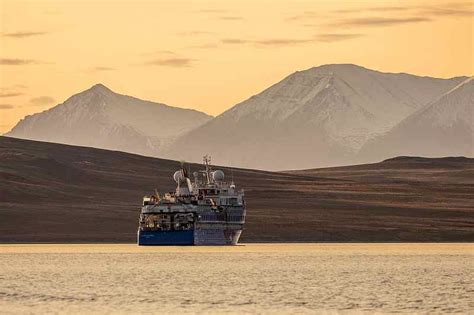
203 155 211 168
203 154 212 184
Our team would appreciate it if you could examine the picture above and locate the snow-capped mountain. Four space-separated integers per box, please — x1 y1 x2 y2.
359 77 474 161
5 65 470 170
169 64 466 170
5 84 212 156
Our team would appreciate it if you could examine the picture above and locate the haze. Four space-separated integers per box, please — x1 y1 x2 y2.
0 0 473 134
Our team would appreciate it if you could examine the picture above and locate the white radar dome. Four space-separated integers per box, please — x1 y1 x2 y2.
212 170 225 181
173 170 185 183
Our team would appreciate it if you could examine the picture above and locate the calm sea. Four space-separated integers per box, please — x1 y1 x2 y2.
0 244 472 314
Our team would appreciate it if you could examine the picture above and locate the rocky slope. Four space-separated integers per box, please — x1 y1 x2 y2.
359 77 473 161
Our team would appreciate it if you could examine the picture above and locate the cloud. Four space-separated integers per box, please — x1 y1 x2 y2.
177 31 215 36
218 16 244 20
336 17 431 27
222 33 365 47
156 50 176 54
91 66 115 71
369 2 474 17
286 11 319 21
315 33 364 42
222 37 318 47
335 6 409 14
222 38 314 47
331 3 473 20
222 38 312 46
30 96 55 106
0 58 39 65
418 7 474 17
0 92 24 98
146 58 195 67
221 38 248 44
367 6 412 12
253 38 313 46
142 50 177 56
0 85 26 98
0 104 14 109
2 31 48 38
287 2 472 32
188 43 219 49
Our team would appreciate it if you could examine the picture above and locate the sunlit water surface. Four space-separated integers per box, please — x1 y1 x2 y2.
0 244 472 314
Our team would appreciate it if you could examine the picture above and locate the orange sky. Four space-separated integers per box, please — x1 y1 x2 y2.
0 0 473 133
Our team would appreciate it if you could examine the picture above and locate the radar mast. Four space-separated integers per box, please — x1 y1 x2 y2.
203 154 212 184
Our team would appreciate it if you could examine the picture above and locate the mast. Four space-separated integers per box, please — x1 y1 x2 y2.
203 154 212 184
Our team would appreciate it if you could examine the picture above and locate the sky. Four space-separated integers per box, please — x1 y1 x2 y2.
0 0 473 134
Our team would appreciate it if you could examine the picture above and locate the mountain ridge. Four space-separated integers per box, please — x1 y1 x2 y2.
358 76 474 162
4 64 471 170
5 83 213 157
169 64 467 169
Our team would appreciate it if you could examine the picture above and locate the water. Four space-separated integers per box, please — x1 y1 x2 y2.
0 244 472 314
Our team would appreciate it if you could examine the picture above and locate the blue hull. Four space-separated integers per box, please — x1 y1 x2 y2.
138 230 194 245
137 228 243 245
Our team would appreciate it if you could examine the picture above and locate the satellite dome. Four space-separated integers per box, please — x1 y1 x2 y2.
212 170 225 181
173 170 185 183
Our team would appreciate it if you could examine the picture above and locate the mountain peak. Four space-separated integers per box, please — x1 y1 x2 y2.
287 64 379 82
6 82 212 156
89 83 113 93
303 63 369 74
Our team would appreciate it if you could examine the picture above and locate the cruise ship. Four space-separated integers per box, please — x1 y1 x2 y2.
137 155 246 245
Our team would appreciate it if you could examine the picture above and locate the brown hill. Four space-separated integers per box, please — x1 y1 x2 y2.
0 136 473 242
